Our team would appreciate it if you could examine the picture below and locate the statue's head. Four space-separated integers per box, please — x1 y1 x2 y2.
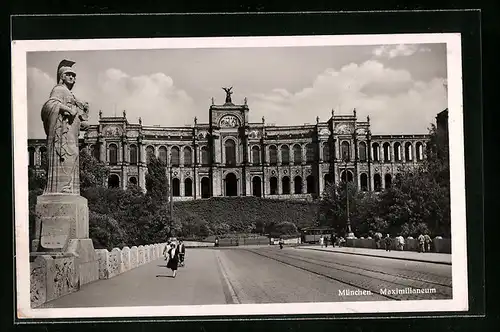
57 60 77 89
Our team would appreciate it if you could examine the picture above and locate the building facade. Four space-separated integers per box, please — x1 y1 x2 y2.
28 95 431 201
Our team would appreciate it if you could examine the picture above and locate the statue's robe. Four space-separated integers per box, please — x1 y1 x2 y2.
41 84 85 195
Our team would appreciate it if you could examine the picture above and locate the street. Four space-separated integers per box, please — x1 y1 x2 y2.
40 246 452 308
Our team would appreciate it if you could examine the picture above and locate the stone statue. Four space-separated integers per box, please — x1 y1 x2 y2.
194 116 197 125
32 60 100 291
99 110 102 118
244 97 247 105
139 117 142 125
41 59 89 195
211 97 215 105
123 109 126 117
222 86 233 103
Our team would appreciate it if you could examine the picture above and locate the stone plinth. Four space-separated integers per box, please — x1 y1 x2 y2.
66 239 99 286
122 247 131 271
32 194 89 252
30 255 78 308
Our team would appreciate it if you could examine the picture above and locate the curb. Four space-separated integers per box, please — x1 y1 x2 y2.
298 247 452 266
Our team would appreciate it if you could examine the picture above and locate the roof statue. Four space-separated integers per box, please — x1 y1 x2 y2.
222 86 233 104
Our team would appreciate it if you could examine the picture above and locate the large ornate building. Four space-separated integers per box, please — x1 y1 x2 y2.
28 91 433 201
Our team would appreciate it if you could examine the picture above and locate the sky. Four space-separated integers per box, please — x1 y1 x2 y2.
26 43 448 139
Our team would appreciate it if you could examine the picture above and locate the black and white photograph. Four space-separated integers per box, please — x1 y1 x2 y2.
12 33 467 319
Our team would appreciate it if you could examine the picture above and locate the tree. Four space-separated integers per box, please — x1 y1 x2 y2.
79 147 110 191
320 181 358 236
145 155 168 201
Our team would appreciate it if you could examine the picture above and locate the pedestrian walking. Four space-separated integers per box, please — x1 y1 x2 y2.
397 235 405 251
215 237 219 248
424 233 432 252
374 232 382 249
319 235 324 248
178 240 186 267
418 233 425 253
166 243 180 278
325 235 329 248
279 238 284 249
384 234 392 252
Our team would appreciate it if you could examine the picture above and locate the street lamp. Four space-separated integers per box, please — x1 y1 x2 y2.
343 154 354 239
168 153 174 237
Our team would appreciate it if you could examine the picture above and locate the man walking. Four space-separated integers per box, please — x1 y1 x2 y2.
384 234 392 252
178 240 186 267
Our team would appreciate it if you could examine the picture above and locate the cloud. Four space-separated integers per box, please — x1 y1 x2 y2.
245 60 447 134
372 44 431 58
96 68 196 126
27 67 56 138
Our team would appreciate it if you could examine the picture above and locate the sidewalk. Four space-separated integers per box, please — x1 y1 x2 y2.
297 245 452 265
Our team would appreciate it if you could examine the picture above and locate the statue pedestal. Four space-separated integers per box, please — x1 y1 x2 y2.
31 194 99 296
346 232 356 239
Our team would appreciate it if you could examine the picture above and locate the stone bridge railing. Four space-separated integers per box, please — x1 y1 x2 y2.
31 242 169 308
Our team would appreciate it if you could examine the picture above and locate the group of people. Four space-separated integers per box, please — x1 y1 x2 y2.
374 233 433 252
162 239 186 278
319 235 345 248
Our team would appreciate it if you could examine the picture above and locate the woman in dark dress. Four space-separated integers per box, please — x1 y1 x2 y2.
166 243 180 277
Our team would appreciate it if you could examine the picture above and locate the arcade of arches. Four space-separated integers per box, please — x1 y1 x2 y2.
27 100 437 201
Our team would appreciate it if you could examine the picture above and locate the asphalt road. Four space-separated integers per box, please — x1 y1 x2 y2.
219 246 452 303
40 246 452 308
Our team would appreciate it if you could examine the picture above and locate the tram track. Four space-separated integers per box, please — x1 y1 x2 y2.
265 248 452 288
244 248 452 300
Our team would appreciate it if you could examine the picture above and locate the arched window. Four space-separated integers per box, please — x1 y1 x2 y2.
282 176 291 194
281 145 290 165
129 176 137 185
252 146 260 165
341 141 350 161
341 170 354 182
92 144 100 160
129 145 137 164
184 147 192 166
269 145 278 165
323 143 330 162
270 177 278 195
158 146 167 164
359 141 367 162
360 173 368 191
201 146 210 165
405 142 413 162
383 142 391 162
184 178 193 196
172 178 180 196
293 144 302 164
416 142 424 161
201 177 210 198
146 145 154 164
372 143 380 162
374 174 382 192
306 175 315 194
324 173 333 187
394 142 402 162
294 176 302 194
385 174 392 189
252 176 262 197
171 147 180 166
39 147 47 168
108 174 120 188
306 144 315 164
109 144 118 165
28 147 35 166
225 139 236 166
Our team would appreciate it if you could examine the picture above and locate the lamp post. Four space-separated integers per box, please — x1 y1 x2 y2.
168 153 174 237
343 155 354 239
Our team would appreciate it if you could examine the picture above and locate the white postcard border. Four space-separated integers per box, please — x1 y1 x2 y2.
12 33 468 319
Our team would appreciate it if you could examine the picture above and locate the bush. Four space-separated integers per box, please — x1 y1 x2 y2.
89 211 127 250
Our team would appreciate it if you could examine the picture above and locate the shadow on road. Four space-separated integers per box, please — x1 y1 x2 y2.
157 265 168 268
156 274 174 278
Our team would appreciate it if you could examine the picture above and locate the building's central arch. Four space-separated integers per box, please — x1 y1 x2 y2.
225 173 238 196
